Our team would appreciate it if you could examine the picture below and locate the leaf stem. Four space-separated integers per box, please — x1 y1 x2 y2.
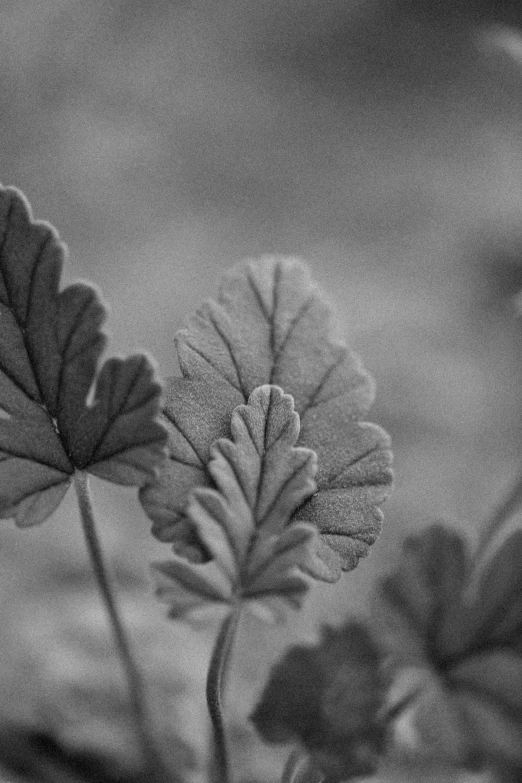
206 604 242 783
282 749 306 783
282 750 326 783
475 470 522 562
73 470 168 782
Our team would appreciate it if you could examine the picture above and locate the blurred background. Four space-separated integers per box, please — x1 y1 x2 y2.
1 1 522 780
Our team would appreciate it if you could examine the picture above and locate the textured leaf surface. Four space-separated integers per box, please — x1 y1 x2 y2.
142 256 392 580
376 523 522 772
0 186 167 525
152 385 319 623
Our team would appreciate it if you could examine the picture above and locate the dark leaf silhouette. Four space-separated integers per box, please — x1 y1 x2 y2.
376 523 522 773
153 385 319 623
142 256 392 581
251 620 388 781
0 186 167 526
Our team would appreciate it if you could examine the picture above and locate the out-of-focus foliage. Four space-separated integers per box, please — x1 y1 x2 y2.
0 572 197 781
376 524 522 779
252 620 389 781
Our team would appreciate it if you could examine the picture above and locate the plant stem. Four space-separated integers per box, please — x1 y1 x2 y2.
73 470 167 782
206 604 242 783
282 749 306 783
475 470 522 563
282 750 325 783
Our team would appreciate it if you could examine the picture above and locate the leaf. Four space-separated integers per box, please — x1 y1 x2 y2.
152 385 319 623
375 523 522 773
376 523 474 665
467 530 522 654
141 256 392 581
451 651 522 768
0 185 167 525
251 620 388 781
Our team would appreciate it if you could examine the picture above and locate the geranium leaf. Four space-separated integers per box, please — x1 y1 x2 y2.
151 385 319 622
468 530 522 653
251 620 388 781
142 380 239 547
376 523 474 664
450 650 522 721
451 651 522 767
0 185 167 525
153 558 233 617
375 524 522 773
141 256 392 581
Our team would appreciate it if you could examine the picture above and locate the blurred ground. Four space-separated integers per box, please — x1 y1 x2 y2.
1 1 522 781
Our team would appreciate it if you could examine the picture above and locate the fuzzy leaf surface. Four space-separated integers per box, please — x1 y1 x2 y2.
0 186 167 525
142 256 392 580
376 523 522 773
153 385 319 623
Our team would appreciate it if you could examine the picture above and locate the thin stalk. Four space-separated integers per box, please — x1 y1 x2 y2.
73 470 167 782
206 604 242 783
281 750 325 783
282 749 307 783
475 471 522 564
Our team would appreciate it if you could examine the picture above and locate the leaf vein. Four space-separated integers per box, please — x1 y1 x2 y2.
246 270 271 323
0 450 71 474
92 436 165 463
206 309 248 399
300 352 345 416
241 413 260 457
0 198 15 297
186 343 242 394
0 475 69 506
323 444 382 487
163 414 205 467
56 294 96 413
88 360 143 463
256 458 313 530
271 295 315 384
168 453 202 469
221 445 253 516
254 386 272 518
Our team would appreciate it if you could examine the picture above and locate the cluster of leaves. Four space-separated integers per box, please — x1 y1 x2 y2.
377 523 522 779
251 522 522 782
0 185 168 524
146 256 393 622
7 180 522 783
0 184 395 781
154 385 320 623
3 181 522 783
142 256 393 583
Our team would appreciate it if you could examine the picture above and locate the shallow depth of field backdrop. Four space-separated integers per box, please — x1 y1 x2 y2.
2 1 522 781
